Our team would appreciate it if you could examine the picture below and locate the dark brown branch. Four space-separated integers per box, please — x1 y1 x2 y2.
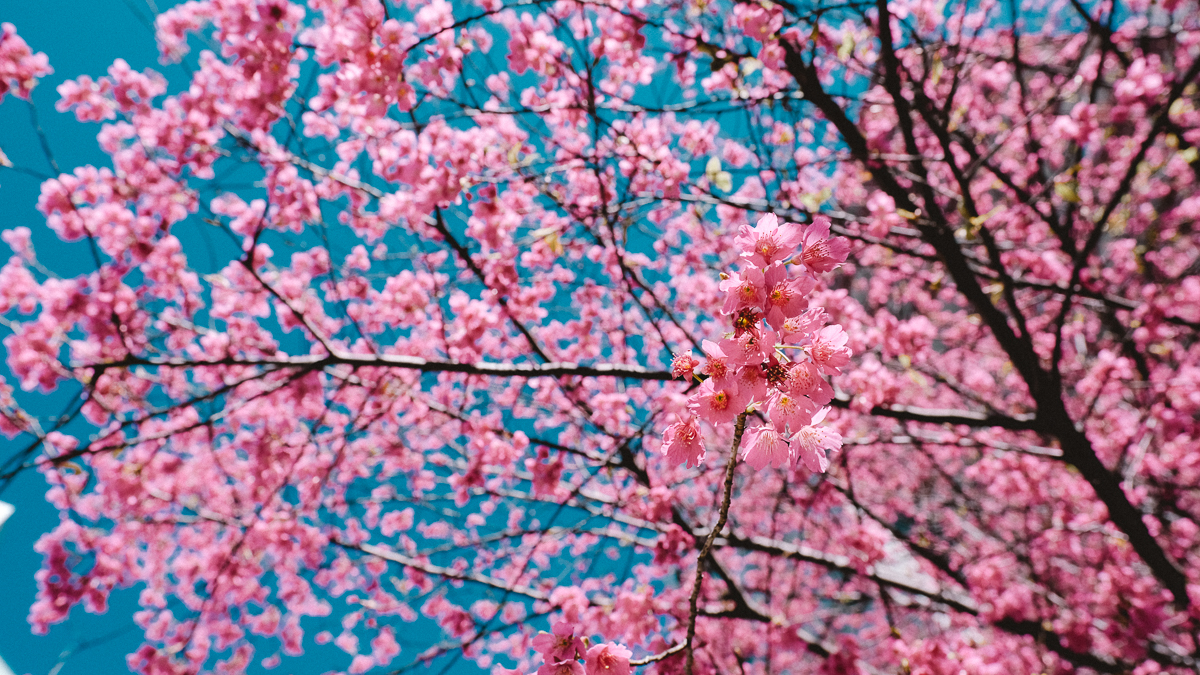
830 395 1039 431
994 619 1127 674
685 412 746 675
780 21 1191 611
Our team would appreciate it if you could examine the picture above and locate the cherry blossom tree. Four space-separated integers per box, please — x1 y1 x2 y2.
1 0 1199 673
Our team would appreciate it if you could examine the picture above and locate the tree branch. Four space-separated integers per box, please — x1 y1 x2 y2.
685 412 746 675
85 353 677 381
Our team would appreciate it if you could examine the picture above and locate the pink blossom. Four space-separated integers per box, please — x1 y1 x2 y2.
348 654 374 674
734 360 770 404
56 75 116 121
762 264 814 329
661 415 705 468
736 3 784 42
782 360 835 405
790 408 842 473
799 216 851 275
538 661 585 675
719 267 766 315
811 325 852 374
766 390 819 432
525 447 564 497
670 349 700 379
699 339 736 389
741 424 791 470
584 643 632 675
1 226 33 261
735 213 803 268
0 23 51 103
779 307 829 345
532 622 583 663
721 331 773 368
370 627 401 667
691 377 751 426
3 0 1182 671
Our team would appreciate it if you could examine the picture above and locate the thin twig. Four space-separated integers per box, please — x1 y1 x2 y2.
685 412 747 675
631 642 687 666
27 100 59 174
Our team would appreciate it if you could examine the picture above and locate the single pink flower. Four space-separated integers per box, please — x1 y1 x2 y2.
661 415 706 468
766 389 818 432
735 361 770 404
811 325 852 374
799 216 850 274
762 264 814 329
670 349 700 379
699 339 736 389
718 266 766 315
790 407 842 473
781 360 834 405
538 661 585 675
779 307 829 345
584 642 632 675
722 330 774 368
741 423 790 470
690 377 751 425
532 622 584 663
736 213 803 268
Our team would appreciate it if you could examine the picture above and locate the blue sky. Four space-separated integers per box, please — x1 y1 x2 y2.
0 4 523 674
0 1 728 671
0 2 194 673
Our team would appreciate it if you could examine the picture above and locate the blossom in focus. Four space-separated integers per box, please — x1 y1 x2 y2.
811 325 852 374
691 377 751 425
719 267 766 315
790 408 842 473
742 424 790 470
699 339 735 389
584 642 632 675
661 415 705 468
763 263 814 329
670 349 700 379
667 209 850 470
532 622 584 663
736 213 803 268
538 661 585 675
799 216 851 274
783 360 835 405
767 389 819 431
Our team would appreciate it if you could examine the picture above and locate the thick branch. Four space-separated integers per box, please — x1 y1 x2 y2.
780 27 1190 611
831 395 1038 431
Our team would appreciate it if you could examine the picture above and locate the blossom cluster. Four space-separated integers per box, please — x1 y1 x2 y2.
520 622 632 675
0 22 51 103
663 214 851 472
3 0 1197 670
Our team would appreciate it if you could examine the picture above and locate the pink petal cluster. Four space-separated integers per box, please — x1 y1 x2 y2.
526 623 630 675
56 58 166 122
0 23 51 103
0 0 1196 674
665 213 850 473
